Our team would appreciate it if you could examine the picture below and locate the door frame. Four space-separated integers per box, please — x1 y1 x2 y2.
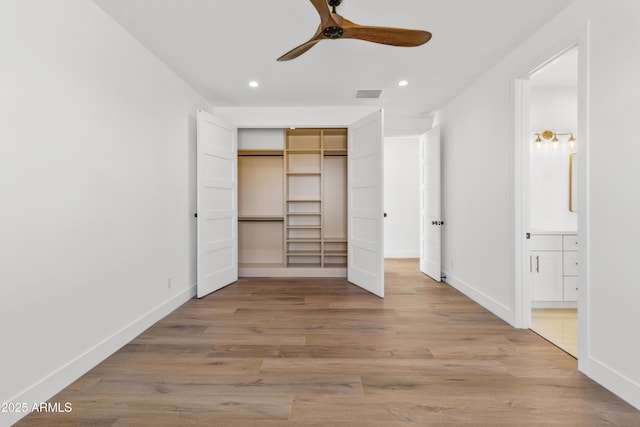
512 25 589 365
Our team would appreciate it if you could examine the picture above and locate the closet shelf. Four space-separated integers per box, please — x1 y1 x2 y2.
286 225 321 229
239 215 284 221
286 251 322 256
238 149 283 156
285 149 322 154
323 237 348 243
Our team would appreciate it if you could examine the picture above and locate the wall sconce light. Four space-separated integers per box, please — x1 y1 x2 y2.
533 130 576 150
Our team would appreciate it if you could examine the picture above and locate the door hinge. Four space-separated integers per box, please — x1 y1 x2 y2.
194 213 198 218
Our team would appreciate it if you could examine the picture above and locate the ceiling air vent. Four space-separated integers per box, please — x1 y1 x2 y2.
354 89 384 99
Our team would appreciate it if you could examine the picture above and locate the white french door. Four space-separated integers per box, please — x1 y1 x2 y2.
348 110 385 297
419 126 442 282
196 110 238 298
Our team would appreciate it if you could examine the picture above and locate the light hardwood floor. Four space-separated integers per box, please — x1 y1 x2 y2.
531 309 578 358
17 259 640 426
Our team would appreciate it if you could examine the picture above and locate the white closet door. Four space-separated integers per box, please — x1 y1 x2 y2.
419 126 442 282
348 110 385 297
196 110 238 298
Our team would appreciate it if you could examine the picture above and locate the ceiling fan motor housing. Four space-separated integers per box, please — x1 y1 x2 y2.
323 26 344 39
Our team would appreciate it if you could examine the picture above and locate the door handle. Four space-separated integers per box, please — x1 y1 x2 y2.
536 255 540 273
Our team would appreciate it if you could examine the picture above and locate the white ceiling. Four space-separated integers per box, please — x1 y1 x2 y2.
93 0 574 118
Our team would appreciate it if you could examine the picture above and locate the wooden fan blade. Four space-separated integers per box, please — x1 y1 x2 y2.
342 21 432 47
277 38 321 61
309 0 331 22
278 0 336 62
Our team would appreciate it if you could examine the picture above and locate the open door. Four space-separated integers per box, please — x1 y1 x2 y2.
419 125 442 282
348 110 385 297
196 110 238 298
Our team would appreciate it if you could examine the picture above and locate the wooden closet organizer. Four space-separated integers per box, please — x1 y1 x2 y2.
238 128 348 277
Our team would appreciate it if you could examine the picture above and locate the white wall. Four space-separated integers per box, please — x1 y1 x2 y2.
214 106 378 129
384 137 420 258
529 86 578 231
439 0 640 411
0 1 211 424
584 0 640 410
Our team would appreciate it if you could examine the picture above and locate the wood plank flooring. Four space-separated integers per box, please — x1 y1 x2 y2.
531 308 578 358
16 259 640 426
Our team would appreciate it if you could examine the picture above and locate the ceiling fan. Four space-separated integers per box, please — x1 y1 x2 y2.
277 0 432 61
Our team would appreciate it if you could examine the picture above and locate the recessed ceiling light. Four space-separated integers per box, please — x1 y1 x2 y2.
249 81 259 88
398 80 409 87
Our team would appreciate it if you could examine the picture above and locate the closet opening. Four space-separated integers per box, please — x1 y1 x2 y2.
238 128 348 278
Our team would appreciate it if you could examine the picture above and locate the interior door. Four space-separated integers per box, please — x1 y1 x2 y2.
419 126 442 281
348 110 385 297
196 109 238 298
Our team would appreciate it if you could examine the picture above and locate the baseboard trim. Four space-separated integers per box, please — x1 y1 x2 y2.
3 285 195 426
582 355 640 411
442 270 514 326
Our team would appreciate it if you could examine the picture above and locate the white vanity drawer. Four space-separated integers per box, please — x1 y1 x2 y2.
564 276 579 301
530 235 562 251
564 252 579 276
563 235 578 251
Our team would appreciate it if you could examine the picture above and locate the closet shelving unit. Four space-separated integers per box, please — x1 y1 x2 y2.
238 128 347 276
285 128 347 269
